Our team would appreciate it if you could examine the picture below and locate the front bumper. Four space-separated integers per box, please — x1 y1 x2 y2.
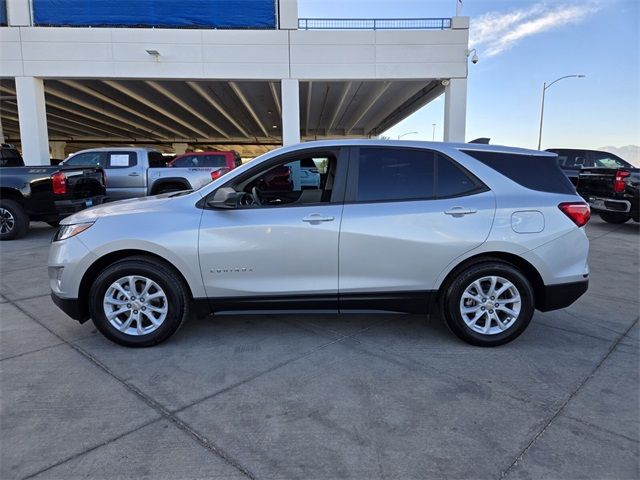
536 278 589 311
54 195 106 218
50 292 89 323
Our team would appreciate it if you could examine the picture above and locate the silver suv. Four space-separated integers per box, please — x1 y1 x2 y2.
49 141 590 348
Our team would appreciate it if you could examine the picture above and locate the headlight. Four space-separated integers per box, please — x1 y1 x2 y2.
54 222 94 242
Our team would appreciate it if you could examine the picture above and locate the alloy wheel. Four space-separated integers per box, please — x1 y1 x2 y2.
459 275 522 335
0 207 15 234
103 275 168 336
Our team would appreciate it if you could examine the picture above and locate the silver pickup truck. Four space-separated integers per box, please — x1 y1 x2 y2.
61 147 221 200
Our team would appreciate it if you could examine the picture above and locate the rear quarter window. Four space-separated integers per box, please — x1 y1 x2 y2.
462 150 575 194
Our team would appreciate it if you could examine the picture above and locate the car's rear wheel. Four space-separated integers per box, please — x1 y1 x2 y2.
441 261 534 347
0 199 29 240
599 212 629 224
88 257 189 347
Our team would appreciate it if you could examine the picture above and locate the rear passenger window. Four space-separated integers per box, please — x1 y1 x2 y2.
357 148 435 202
462 150 575 194
436 154 482 198
106 152 136 169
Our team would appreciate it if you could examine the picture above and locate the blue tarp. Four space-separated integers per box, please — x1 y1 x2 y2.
33 0 276 28
0 0 7 25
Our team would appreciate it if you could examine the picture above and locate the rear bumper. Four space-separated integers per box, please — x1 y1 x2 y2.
536 279 588 312
584 196 631 213
53 195 106 218
50 292 89 323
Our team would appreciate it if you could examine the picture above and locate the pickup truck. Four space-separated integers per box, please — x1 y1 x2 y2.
61 147 224 200
546 148 634 186
577 167 639 224
0 165 106 240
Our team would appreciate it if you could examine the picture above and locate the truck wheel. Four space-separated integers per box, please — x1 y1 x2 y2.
0 199 29 240
88 257 190 347
599 212 629 224
441 261 534 347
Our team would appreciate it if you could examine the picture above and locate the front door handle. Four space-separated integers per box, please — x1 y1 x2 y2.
128 172 140 177
302 214 335 224
444 206 477 217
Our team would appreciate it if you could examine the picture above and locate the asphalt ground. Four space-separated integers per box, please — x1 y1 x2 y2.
1 217 638 479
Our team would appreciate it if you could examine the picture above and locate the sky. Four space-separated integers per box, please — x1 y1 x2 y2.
298 0 640 151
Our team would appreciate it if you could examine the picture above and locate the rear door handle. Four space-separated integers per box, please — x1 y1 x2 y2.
302 214 335 224
444 206 477 217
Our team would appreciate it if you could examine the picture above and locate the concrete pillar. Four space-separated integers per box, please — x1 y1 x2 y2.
50 141 66 160
7 0 32 26
172 142 189 154
278 0 298 29
16 77 50 165
443 78 467 143
281 79 300 146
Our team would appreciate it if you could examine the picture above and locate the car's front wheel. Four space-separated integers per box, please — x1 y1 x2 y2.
88 257 190 347
441 261 535 347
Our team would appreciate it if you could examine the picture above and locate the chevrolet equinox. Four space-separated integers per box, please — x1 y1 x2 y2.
49 141 590 347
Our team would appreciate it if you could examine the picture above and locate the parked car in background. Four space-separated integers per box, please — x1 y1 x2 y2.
61 147 224 200
0 165 106 239
0 144 25 167
577 166 639 224
49 140 590 348
546 148 634 186
169 150 242 182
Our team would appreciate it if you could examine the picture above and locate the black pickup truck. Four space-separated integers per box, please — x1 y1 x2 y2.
577 167 639 224
546 148 633 186
0 166 106 240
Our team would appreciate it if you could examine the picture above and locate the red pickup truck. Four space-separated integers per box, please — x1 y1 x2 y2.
169 151 242 181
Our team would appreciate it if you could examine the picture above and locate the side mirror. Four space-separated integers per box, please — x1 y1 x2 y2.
207 187 238 209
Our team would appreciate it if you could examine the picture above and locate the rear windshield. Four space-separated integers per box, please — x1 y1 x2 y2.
461 150 575 194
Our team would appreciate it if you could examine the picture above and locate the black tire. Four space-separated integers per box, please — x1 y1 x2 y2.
599 212 630 224
0 199 29 240
47 221 60 228
88 256 190 347
441 261 535 347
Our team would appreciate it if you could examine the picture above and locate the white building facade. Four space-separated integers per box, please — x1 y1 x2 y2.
0 0 470 164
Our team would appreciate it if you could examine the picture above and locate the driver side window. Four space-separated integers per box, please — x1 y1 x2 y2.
237 153 338 207
65 152 105 167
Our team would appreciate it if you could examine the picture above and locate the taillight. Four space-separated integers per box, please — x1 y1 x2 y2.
559 202 590 227
613 169 630 193
51 171 67 195
211 168 229 181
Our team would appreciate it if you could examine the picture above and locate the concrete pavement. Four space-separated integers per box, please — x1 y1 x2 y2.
0 218 638 479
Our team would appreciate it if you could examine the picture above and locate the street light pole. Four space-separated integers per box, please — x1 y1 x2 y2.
432 123 436 141
537 74 585 150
